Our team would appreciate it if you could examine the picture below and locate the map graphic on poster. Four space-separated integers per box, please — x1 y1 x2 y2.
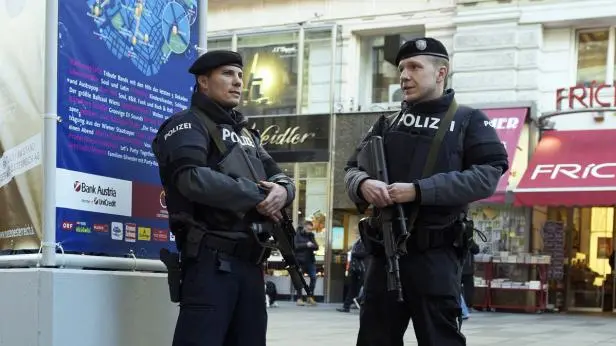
56 0 199 258
87 0 197 76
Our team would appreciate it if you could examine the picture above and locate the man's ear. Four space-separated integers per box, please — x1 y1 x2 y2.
436 66 448 84
197 75 208 92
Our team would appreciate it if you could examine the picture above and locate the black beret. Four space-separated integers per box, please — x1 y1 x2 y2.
395 37 449 66
188 50 243 75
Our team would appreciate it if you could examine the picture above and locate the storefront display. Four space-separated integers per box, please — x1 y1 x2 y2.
513 86 616 312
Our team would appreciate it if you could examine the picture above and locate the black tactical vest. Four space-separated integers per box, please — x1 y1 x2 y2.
382 105 473 228
159 109 267 236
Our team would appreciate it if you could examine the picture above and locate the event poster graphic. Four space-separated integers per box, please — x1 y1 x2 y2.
56 0 199 258
0 1 46 252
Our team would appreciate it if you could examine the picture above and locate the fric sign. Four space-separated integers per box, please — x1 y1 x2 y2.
555 82 616 110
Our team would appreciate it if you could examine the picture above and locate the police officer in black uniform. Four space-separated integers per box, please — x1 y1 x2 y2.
152 50 295 346
344 38 508 346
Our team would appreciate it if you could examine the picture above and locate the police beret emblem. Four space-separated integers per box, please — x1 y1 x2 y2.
415 39 427 51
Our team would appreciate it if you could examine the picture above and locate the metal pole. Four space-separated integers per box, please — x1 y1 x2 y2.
324 24 338 304
0 254 167 272
199 0 208 54
295 25 305 115
41 0 59 267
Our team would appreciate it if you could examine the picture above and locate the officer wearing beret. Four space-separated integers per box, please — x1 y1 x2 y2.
344 38 508 345
152 50 295 346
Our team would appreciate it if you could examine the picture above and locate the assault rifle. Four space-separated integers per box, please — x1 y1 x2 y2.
357 135 410 302
225 143 313 298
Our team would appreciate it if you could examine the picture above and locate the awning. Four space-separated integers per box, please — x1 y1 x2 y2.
477 107 528 203
515 130 616 206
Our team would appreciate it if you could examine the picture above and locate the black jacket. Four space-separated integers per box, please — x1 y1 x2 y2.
294 227 319 264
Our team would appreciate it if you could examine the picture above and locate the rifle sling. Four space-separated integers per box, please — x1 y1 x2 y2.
406 99 459 233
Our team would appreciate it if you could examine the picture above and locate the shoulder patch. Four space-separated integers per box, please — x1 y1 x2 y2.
163 122 193 141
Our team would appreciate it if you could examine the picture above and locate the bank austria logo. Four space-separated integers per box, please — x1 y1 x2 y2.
73 180 118 207
57 169 132 217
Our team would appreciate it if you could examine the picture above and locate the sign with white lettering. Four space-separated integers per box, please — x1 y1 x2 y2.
247 114 330 162
478 108 528 202
530 163 616 180
516 130 616 199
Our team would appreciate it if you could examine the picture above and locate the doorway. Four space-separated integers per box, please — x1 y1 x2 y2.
550 207 616 312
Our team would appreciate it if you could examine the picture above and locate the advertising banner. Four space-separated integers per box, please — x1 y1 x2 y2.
56 0 198 258
237 43 299 116
0 0 46 252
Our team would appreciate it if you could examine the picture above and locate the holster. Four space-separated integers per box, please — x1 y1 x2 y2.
452 215 474 259
160 248 182 303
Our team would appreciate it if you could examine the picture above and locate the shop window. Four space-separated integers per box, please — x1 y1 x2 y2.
278 162 295 178
207 37 232 51
468 205 528 255
575 27 616 85
236 32 299 116
533 207 616 310
301 29 337 114
357 31 424 110
294 162 329 262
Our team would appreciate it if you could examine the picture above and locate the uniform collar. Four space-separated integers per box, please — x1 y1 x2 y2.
403 89 455 114
190 92 247 130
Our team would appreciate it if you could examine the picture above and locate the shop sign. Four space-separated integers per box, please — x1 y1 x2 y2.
247 114 330 162
555 82 616 111
530 163 616 180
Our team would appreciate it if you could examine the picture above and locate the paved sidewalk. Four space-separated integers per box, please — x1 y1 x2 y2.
266 302 616 345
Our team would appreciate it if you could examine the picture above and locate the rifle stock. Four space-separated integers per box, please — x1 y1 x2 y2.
357 135 409 302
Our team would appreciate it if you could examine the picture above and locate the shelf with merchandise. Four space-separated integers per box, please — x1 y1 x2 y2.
471 258 551 313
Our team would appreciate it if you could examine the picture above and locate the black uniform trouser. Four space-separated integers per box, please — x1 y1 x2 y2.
343 268 363 309
172 246 266 346
356 247 465 346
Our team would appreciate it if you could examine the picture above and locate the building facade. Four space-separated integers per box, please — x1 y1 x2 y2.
207 0 457 302
206 0 616 309
454 0 616 313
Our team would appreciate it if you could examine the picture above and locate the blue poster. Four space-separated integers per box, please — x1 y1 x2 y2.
56 0 199 259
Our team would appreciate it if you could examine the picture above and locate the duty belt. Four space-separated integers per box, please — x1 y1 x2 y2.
202 233 269 265
406 226 457 252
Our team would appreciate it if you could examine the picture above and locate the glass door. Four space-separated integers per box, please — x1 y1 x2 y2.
566 207 614 311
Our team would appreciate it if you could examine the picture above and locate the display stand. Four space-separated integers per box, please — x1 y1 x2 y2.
472 259 492 310
473 254 550 313
488 261 549 312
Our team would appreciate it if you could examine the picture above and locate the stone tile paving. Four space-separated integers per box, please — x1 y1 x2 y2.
267 302 616 345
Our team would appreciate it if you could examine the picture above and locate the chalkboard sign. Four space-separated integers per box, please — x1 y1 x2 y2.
542 221 565 280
